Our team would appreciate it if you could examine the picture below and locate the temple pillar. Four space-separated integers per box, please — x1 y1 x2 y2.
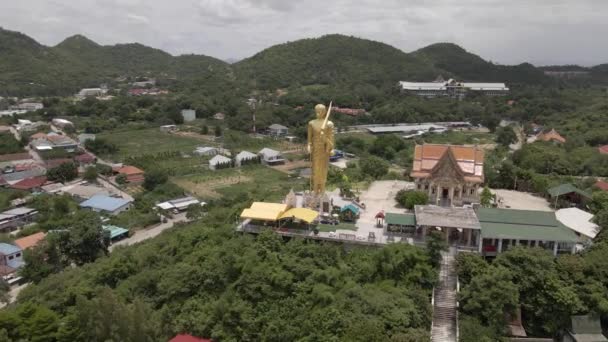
449 187 455 207
466 229 472 246
497 238 503 253
444 227 450 242
553 242 558 256
571 244 576 254
478 235 483 253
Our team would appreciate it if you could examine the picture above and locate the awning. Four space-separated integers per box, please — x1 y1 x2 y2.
240 202 288 221
279 208 319 223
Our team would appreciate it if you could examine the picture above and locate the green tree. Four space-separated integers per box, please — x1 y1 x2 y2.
200 124 209 135
115 174 127 185
480 186 494 207
46 162 78 183
214 125 223 137
460 266 519 330
496 126 517 147
143 169 168 191
359 156 389 179
395 190 429 209
83 166 98 182
426 230 447 268
186 203 206 220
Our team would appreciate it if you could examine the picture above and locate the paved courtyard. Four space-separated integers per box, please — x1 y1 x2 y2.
353 180 414 238
492 189 553 212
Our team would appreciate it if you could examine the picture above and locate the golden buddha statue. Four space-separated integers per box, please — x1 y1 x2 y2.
307 104 334 196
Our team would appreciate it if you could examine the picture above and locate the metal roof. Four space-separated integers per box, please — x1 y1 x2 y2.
0 243 21 255
548 183 591 198
385 213 416 226
477 208 578 242
556 208 599 239
80 195 131 212
103 225 129 239
414 205 481 230
209 155 231 166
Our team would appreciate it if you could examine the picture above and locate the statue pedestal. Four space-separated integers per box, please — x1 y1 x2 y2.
303 191 332 214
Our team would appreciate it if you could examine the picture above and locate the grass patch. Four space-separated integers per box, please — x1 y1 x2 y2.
97 128 202 161
317 222 358 232
172 165 307 203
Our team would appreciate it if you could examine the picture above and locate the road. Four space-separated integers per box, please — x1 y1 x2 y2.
109 212 188 250
1 213 189 307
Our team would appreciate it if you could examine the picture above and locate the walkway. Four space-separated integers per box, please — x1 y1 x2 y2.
431 247 458 342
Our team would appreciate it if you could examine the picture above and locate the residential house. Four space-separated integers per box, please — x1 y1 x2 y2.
477 208 578 256
0 152 33 165
169 334 212 342
598 145 608 155
10 102 43 111
62 184 110 201
235 151 258 167
556 208 599 243
399 78 509 98
595 180 608 192
160 125 177 133
268 124 289 136
78 133 96 144
537 128 566 143
13 232 46 250
194 147 218 157
209 155 232 170
0 243 23 279
51 118 74 128
77 88 106 98
74 152 96 166
11 176 47 191
0 207 38 233
31 133 78 152
181 109 196 122
333 107 366 116
156 196 204 212
116 165 145 183
258 148 285 165
563 315 608 342
3 168 46 186
80 195 133 215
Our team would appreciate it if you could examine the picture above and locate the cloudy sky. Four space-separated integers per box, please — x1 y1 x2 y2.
1 0 606 66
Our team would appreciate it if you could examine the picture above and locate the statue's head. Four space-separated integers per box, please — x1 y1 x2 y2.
315 104 327 119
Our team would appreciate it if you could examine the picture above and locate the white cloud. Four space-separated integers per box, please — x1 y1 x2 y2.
0 0 606 66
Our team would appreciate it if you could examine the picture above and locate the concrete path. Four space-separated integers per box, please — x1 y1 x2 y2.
109 212 188 250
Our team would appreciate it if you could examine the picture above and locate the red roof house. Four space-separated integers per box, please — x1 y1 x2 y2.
117 165 145 183
595 180 608 192
537 128 566 143
14 232 47 250
74 152 96 165
169 334 211 342
598 145 608 155
11 176 47 191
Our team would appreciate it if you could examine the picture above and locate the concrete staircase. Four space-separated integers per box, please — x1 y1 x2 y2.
431 247 458 342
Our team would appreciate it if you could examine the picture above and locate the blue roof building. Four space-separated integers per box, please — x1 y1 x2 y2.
0 242 24 269
103 225 130 240
80 195 132 215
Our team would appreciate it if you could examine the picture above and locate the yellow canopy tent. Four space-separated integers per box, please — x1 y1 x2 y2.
279 208 319 224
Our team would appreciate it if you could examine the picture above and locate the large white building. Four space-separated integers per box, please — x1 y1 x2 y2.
399 78 509 98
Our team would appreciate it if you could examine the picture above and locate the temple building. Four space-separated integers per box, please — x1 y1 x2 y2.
411 144 484 207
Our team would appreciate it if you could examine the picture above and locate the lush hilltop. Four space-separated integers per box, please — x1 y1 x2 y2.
233 34 441 89
412 43 549 84
0 28 230 96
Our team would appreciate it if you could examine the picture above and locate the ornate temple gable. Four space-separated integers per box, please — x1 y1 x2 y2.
430 148 465 183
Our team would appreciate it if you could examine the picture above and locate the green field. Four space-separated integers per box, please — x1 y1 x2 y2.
172 165 306 202
317 222 357 232
97 128 202 161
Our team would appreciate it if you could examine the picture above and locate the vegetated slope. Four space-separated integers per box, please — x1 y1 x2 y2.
412 42 549 84
234 34 442 89
0 28 231 96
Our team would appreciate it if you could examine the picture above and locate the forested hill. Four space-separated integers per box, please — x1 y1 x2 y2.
233 34 441 89
0 27 230 96
412 43 550 84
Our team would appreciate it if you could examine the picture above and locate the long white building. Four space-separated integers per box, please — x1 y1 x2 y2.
399 78 509 98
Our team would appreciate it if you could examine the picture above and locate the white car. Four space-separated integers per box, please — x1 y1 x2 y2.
328 231 337 238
